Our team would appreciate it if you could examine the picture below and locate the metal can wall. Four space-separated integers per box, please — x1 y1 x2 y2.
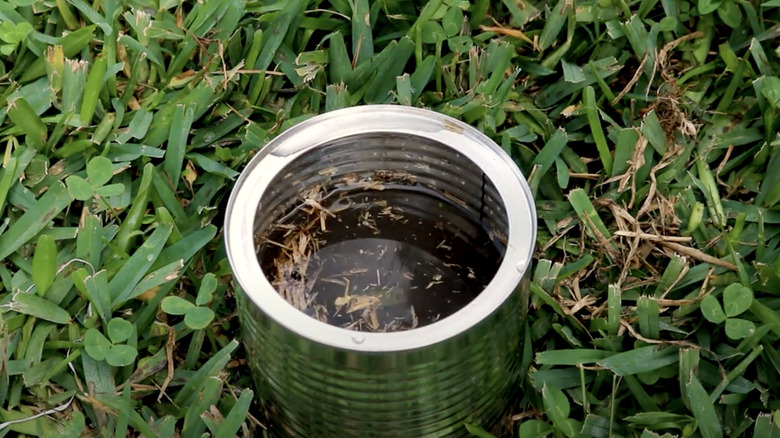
225 105 536 437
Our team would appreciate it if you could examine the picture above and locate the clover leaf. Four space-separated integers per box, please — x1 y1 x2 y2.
66 156 124 201
161 275 217 330
700 284 756 340
83 321 138 367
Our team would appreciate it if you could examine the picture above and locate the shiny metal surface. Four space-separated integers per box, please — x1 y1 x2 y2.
225 105 536 437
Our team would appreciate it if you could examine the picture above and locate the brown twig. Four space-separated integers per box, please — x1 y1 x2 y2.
614 230 692 243
157 325 176 402
612 52 648 105
657 240 737 271
480 25 534 45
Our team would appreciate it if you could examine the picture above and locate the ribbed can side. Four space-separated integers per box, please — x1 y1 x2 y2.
237 277 528 438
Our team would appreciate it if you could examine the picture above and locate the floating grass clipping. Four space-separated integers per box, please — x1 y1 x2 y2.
257 175 404 332
255 168 494 334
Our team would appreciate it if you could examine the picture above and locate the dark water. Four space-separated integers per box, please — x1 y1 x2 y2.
258 185 505 331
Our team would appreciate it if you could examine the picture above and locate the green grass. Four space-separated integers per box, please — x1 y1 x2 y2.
0 0 779 436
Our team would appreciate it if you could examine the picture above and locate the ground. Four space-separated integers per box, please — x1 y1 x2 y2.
0 0 779 437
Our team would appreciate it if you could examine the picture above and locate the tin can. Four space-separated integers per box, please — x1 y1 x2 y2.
225 105 536 437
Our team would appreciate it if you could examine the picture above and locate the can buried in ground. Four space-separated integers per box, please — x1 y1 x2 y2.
224 105 536 437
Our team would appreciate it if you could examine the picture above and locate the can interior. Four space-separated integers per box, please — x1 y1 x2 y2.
253 132 509 331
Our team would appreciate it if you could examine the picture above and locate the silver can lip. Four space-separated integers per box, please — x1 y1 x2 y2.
225 105 536 353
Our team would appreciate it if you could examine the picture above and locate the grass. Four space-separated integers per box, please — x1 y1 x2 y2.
0 0 779 436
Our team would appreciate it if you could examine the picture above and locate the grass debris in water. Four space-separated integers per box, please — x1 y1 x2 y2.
258 174 504 332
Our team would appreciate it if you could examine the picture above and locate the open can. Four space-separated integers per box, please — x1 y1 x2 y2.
224 105 536 437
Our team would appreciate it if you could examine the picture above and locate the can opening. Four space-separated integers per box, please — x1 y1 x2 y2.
254 132 509 332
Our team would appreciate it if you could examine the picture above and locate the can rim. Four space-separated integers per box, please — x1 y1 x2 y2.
225 105 536 352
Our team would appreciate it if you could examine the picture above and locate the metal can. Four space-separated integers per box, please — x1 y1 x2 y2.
225 105 536 437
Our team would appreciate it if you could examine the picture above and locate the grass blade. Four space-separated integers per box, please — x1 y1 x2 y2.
612 128 638 178
109 223 173 308
597 346 679 376
365 37 414 103
408 0 445 40
681 359 723 437
568 188 617 255
583 86 613 175
607 284 621 335
164 104 195 186
536 349 610 366
531 128 568 180
351 0 374 67
174 339 238 407
248 0 306 103
112 163 154 257
32 234 56 297
641 110 668 155
6 97 47 150
328 31 352 83
81 269 112 325
538 0 569 51
0 182 72 260
750 300 780 338
637 296 660 339
5 291 71 324
213 389 254 438
62 59 88 115
80 55 107 124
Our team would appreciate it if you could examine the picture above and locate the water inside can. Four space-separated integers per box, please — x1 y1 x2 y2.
257 180 505 332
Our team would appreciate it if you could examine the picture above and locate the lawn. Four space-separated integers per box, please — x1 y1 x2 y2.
1 0 779 436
